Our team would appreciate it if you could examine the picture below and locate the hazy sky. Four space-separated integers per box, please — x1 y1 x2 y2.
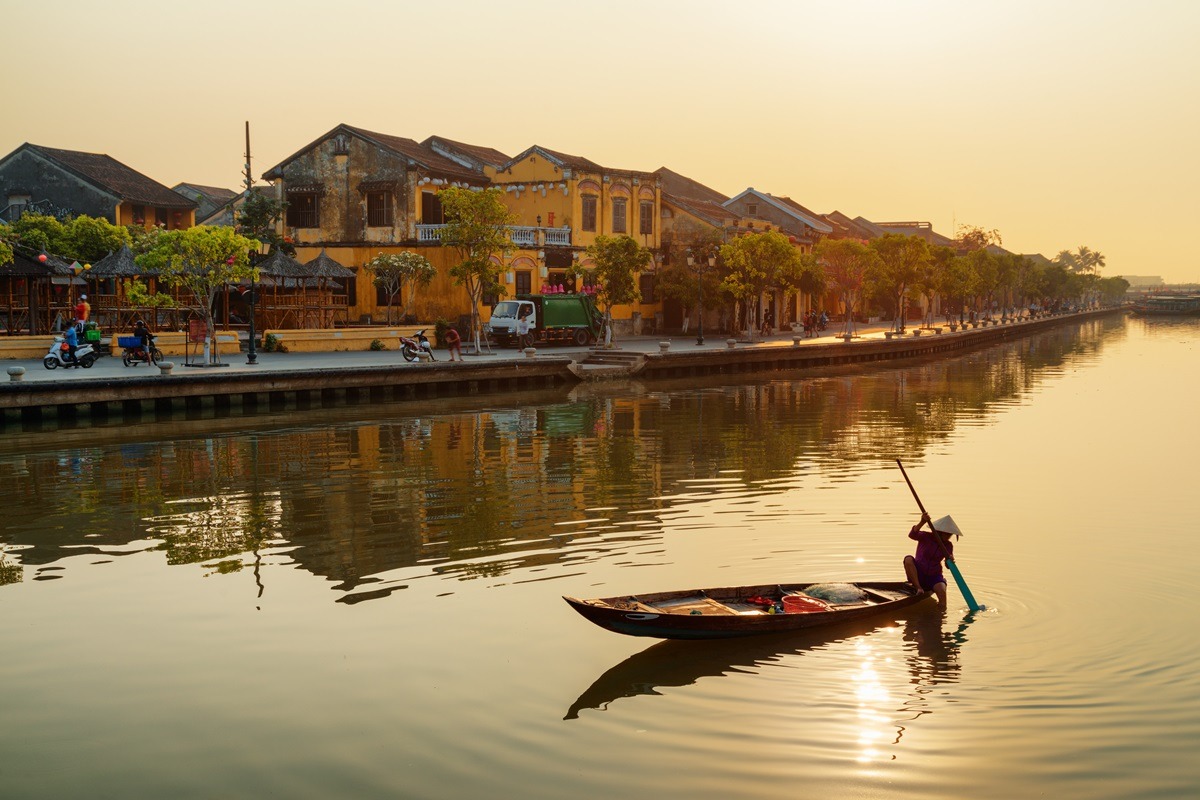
6 0 1199 282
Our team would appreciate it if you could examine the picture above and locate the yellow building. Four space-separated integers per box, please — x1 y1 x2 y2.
262 125 667 333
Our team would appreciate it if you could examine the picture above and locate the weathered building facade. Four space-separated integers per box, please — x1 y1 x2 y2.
0 143 196 230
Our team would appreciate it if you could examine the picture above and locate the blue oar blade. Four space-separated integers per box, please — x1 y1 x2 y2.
946 559 980 612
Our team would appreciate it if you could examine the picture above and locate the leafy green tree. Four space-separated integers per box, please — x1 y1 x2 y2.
0 223 13 266
815 238 877 337
914 245 954 327
941 254 978 323
570 234 650 346
718 230 801 340
5 213 69 255
955 224 1002 253
868 233 930 332
364 251 436 324
136 226 259 364
438 187 514 351
960 249 998 317
1098 276 1129 302
657 222 723 333
235 191 292 257
65 216 130 263
1056 245 1105 275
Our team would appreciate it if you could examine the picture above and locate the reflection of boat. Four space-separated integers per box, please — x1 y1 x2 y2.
1130 295 1200 316
564 581 931 640
565 617 908 719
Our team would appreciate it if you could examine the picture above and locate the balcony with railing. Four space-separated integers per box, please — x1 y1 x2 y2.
416 224 571 247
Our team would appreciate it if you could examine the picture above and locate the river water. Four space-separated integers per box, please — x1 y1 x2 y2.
2 314 1197 799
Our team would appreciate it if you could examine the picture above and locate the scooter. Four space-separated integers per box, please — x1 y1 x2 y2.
43 337 97 369
399 329 435 362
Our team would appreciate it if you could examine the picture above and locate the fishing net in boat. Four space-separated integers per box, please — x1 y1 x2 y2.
802 583 867 603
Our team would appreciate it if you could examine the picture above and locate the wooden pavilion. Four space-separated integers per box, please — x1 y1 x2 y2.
1 248 80 335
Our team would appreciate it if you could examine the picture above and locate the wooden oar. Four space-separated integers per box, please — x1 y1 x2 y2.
896 459 981 612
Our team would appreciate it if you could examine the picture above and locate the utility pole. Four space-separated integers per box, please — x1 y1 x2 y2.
244 121 259 365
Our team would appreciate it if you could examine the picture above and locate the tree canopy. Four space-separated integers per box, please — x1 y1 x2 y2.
135 225 258 363
438 187 514 351
571 234 650 346
718 230 802 340
364 251 436 324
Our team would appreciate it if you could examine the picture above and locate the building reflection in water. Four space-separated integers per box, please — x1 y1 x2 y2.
0 320 1123 601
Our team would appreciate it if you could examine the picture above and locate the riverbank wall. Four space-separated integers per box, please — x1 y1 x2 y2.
0 309 1121 427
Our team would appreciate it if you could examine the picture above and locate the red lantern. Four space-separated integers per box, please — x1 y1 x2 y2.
38 254 48 263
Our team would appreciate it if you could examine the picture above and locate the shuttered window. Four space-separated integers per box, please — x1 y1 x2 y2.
639 201 654 235
612 198 627 234
367 191 393 227
581 196 597 232
421 191 444 225
287 194 320 228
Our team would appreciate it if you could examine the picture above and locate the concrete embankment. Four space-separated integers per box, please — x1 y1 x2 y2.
0 309 1121 427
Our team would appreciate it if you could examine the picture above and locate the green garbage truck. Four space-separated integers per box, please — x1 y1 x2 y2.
486 293 601 347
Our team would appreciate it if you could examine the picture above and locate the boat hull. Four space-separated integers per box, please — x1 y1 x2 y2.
564 581 932 640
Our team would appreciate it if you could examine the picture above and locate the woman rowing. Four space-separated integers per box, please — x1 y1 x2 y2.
903 512 963 610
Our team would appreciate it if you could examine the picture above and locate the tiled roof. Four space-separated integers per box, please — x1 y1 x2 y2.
773 195 827 224
528 145 608 174
654 167 728 205
24 144 196 209
422 135 510 169
262 124 487 184
174 183 238 203
342 125 483 182
664 192 737 227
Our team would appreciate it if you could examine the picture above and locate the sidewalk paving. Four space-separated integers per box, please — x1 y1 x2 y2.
1 320 919 385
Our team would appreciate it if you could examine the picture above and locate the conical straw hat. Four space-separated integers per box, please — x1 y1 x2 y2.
931 515 963 538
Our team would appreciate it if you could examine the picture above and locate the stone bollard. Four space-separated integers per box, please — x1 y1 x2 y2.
726 339 737 349
913 329 922 337
523 347 537 358
158 362 175 376
884 331 895 340
792 336 802 346
416 351 433 362
934 327 943 334
7 366 26 382
659 341 671 354
842 334 854 343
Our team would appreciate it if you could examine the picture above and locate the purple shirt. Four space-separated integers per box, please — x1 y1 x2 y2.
909 526 953 573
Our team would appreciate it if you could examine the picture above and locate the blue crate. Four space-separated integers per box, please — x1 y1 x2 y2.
118 336 142 349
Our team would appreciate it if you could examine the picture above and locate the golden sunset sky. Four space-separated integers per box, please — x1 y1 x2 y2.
6 0 1198 282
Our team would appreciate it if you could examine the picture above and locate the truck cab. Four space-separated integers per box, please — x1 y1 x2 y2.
487 300 537 344
486 294 599 347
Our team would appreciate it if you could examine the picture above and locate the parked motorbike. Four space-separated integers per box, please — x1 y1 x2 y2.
43 337 97 369
399 329 435 362
118 334 164 367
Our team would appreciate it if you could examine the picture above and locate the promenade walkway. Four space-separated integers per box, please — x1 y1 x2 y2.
7 321 900 384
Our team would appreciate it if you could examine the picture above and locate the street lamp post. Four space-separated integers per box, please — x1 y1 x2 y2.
246 272 258 364
687 253 715 346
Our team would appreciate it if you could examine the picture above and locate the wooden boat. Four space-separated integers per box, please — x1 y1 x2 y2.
564 581 931 640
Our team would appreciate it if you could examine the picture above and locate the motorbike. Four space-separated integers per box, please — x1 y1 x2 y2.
118 334 164 367
399 329 435 362
43 336 97 369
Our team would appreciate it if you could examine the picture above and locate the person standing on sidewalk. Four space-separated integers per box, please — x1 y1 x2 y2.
444 326 462 361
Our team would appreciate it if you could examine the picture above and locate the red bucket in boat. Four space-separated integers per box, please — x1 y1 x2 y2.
783 594 831 614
